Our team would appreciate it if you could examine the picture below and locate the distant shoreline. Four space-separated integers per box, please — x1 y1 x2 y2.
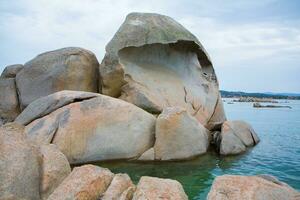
220 90 300 100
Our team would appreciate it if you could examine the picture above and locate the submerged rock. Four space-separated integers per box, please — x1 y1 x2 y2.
0 78 20 123
47 165 114 200
24 91 156 164
154 107 209 160
207 175 300 200
0 123 41 200
16 47 99 109
39 144 71 200
1 64 23 78
132 176 188 200
214 120 260 155
100 12 226 128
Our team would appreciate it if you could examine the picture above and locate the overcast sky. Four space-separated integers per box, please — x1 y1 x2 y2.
1 0 300 93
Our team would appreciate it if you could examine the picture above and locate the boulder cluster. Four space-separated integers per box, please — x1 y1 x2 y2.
1 12 298 199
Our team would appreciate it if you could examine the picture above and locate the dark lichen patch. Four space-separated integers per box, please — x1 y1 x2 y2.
56 108 70 127
79 97 103 112
27 119 45 135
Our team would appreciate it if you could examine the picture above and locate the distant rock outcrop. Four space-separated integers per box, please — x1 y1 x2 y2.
253 102 292 109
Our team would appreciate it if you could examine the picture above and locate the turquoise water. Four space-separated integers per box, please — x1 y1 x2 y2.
97 99 300 199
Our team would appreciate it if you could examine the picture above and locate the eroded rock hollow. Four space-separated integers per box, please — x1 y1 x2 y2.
100 12 226 130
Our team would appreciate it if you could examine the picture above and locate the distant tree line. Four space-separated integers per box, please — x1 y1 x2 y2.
220 90 300 100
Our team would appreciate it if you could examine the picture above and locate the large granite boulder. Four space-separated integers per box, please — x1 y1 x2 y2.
207 175 300 200
132 176 188 200
47 165 114 200
0 78 20 123
214 120 260 155
15 90 100 126
23 91 156 164
16 47 99 109
153 107 209 161
1 64 23 78
100 12 226 128
0 123 41 200
39 144 71 200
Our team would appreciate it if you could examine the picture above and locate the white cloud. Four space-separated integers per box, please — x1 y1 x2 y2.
0 0 299 92
180 16 300 67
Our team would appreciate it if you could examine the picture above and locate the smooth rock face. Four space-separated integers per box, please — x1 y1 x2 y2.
0 78 20 123
15 90 100 126
40 144 71 200
217 120 260 155
48 165 114 200
1 64 23 78
0 123 41 200
206 94 227 130
138 147 154 161
154 107 209 160
132 176 188 200
25 93 156 164
16 47 99 109
207 175 300 200
100 12 226 127
101 173 134 200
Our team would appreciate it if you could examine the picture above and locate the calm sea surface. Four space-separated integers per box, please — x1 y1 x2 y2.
97 99 300 199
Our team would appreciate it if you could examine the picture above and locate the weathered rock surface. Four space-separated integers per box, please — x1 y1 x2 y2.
0 78 20 123
0 123 41 200
154 107 209 160
119 186 136 200
207 175 300 200
24 92 156 164
39 144 71 200
215 120 260 155
132 176 188 200
48 165 114 200
206 94 227 130
138 147 155 161
101 173 135 200
15 90 100 125
16 47 99 109
1 64 23 78
100 12 226 128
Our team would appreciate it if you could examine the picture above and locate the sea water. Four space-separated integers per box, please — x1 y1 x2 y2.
97 99 300 199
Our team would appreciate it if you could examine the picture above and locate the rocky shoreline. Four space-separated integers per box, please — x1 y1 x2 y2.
253 102 292 109
1 12 299 199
